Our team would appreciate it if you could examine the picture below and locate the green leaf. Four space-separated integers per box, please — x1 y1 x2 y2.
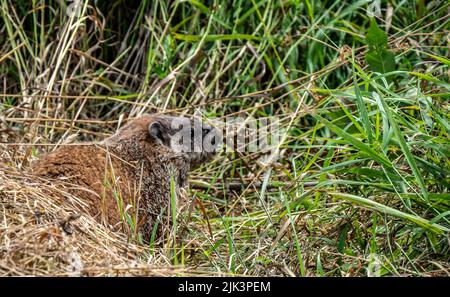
364 19 396 74
419 51 450 66
353 77 373 144
372 92 429 201
365 49 396 74
409 72 450 89
329 192 449 234
316 115 393 168
366 19 387 49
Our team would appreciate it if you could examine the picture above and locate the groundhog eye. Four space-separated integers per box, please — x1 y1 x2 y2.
202 126 212 137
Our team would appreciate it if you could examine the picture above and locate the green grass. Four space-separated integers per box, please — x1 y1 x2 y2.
0 0 449 276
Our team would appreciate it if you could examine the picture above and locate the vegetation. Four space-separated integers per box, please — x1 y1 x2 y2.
0 0 449 276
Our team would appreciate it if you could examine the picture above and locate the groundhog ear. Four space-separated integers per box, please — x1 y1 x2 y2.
148 122 168 146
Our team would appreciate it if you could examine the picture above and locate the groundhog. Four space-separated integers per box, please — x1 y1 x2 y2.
32 114 219 241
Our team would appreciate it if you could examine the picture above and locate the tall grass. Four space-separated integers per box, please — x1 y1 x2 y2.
0 0 449 276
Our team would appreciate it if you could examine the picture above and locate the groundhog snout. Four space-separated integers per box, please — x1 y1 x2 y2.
191 123 220 163
174 120 220 168
201 124 219 150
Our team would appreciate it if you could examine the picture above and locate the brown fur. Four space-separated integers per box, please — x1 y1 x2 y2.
32 114 218 240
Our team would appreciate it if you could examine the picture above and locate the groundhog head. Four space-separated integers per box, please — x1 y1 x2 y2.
147 115 220 167
107 114 220 168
